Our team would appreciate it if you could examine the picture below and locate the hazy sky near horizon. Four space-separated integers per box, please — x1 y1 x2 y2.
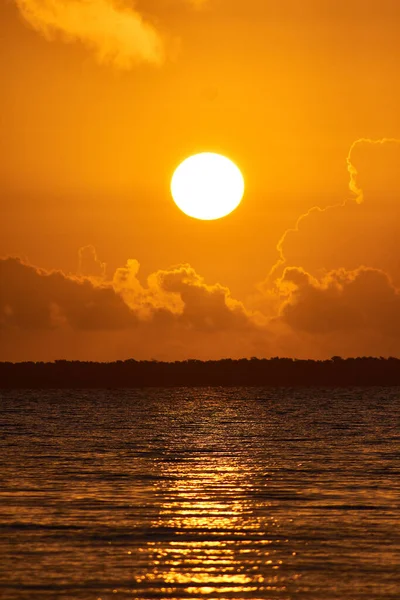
1 0 400 361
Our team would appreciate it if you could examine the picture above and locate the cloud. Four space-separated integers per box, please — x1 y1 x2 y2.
113 260 262 332
272 265 400 358
14 0 211 68
112 259 184 320
346 137 400 203
0 257 137 331
249 137 400 358
0 256 268 360
78 245 106 280
152 263 258 331
266 138 400 286
3 250 400 361
278 266 400 336
15 0 165 68
268 201 346 280
0 256 260 332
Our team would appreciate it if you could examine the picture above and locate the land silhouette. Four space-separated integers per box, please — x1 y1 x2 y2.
1 357 400 388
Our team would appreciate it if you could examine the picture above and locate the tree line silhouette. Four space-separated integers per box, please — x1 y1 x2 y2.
1 357 400 388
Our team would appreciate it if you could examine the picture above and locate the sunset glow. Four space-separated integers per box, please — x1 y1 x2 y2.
2 0 400 363
2 3 400 600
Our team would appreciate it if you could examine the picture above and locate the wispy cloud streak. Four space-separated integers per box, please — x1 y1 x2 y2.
268 138 400 280
15 0 165 68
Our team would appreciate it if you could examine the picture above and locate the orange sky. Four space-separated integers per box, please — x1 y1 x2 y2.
1 0 400 361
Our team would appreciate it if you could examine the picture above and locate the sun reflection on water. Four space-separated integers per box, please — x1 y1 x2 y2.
2 389 399 599
132 451 290 597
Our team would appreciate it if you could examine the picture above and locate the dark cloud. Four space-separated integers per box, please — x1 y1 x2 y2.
155 264 256 332
278 266 400 339
3 254 400 361
0 256 261 334
0 255 270 361
0 258 137 331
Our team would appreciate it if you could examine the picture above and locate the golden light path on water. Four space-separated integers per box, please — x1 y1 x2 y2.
134 457 289 597
131 406 298 598
1 388 399 600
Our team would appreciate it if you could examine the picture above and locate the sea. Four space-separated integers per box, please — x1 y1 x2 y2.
0 388 399 600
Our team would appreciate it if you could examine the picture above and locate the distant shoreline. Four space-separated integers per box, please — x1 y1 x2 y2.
1 357 400 388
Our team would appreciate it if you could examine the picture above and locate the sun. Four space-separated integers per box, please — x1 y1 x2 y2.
171 153 245 220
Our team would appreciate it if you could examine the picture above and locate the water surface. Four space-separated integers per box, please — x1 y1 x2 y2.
1 388 399 599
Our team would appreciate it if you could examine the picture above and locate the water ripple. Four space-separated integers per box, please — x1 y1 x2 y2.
0 387 399 599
